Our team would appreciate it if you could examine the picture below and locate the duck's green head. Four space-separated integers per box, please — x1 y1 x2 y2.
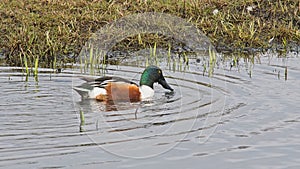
140 65 173 91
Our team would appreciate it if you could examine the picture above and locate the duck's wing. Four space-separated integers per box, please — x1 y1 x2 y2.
79 76 112 88
84 76 138 88
77 76 138 89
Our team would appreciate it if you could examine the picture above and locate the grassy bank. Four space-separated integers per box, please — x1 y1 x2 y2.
0 0 299 67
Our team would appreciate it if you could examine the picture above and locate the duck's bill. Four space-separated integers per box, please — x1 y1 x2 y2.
158 78 173 91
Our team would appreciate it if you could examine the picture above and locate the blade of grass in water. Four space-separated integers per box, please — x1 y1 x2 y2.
53 55 57 73
19 53 25 76
79 110 85 132
153 42 158 66
89 44 94 75
285 66 287 81
167 43 171 69
208 46 216 77
34 56 39 82
23 55 29 81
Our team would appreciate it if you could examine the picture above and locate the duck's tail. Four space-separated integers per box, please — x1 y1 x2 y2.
73 83 94 98
73 77 107 99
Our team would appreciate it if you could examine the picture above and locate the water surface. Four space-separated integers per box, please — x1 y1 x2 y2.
0 53 300 169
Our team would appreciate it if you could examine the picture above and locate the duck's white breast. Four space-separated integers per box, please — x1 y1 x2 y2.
139 85 154 100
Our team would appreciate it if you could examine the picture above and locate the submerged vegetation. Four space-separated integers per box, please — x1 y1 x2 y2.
0 0 299 67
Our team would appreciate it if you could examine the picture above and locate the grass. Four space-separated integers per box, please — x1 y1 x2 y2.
79 109 85 132
0 0 299 67
20 53 39 82
208 46 216 77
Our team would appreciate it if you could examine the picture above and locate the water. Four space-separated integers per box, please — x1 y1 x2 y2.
0 53 300 169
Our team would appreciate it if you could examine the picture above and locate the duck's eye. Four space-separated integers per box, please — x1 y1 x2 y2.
158 70 161 74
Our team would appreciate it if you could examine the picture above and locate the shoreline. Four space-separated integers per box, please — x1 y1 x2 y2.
0 0 299 66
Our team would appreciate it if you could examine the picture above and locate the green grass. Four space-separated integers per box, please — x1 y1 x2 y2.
79 109 85 132
0 0 299 67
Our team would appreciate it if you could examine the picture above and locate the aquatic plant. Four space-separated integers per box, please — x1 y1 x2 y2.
167 43 171 69
23 55 29 81
52 55 57 73
79 109 85 132
34 56 39 81
89 44 94 75
208 46 216 77
285 66 288 81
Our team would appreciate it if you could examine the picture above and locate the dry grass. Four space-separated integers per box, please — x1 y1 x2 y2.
0 0 299 66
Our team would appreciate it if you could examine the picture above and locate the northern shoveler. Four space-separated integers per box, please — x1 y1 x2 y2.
74 65 173 102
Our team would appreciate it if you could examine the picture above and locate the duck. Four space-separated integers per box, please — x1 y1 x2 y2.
74 65 173 102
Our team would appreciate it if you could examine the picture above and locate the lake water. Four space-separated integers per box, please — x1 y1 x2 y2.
1 52 300 169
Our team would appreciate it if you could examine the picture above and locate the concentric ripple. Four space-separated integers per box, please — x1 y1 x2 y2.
1 54 300 168
73 64 227 158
